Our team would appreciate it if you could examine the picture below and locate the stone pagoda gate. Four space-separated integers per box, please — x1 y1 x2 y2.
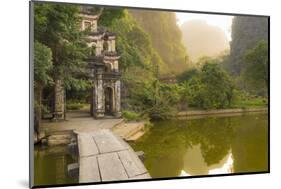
81 10 121 118
51 8 122 120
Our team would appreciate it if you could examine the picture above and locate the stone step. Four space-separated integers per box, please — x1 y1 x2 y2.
46 132 76 146
48 138 71 146
125 131 145 142
113 122 144 139
48 134 72 140
45 130 75 137
127 123 143 138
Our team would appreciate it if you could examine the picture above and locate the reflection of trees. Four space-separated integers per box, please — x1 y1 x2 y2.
230 113 268 173
131 117 234 177
132 113 268 178
183 117 234 166
34 145 78 185
131 121 187 178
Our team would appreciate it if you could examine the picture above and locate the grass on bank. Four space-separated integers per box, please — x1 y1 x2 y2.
231 96 268 109
66 102 87 110
122 110 142 121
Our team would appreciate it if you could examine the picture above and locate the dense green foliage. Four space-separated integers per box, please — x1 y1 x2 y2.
34 41 53 86
105 10 164 73
122 110 142 121
34 40 53 112
181 60 235 109
124 78 182 119
34 3 93 130
99 7 125 27
130 10 189 74
34 3 90 90
34 41 53 131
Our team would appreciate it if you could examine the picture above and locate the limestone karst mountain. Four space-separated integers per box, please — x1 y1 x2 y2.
228 16 268 75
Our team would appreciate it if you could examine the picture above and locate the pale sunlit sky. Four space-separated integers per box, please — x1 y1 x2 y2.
176 12 234 41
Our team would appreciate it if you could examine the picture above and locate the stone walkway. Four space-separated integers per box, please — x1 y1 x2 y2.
76 129 150 182
41 110 123 133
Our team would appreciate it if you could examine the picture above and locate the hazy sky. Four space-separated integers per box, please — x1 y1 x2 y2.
176 12 233 41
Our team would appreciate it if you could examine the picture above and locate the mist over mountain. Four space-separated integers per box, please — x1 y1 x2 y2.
181 20 229 62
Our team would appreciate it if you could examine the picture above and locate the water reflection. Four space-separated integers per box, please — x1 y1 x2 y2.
131 113 268 178
208 152 233 174
34 145 78 186
180 145 233 176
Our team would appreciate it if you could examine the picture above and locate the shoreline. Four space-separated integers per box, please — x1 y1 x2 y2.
177 107 268 117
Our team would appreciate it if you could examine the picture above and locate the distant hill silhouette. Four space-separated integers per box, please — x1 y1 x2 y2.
181 20 229 62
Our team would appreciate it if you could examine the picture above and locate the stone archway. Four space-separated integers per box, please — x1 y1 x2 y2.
104 87 114 115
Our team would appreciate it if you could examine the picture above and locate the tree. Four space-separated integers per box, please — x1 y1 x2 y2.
34 41 53 133
98 7 125 27
183 61 235 109
34 3 90 117
125 76 181 119
201 63 235 108
242 40 268 94
35 3 89 88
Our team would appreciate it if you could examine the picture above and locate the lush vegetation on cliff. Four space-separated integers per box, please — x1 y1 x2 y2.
130 10 189 74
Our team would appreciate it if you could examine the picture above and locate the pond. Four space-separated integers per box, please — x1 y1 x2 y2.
34 112 268 185
34 145 78 186
130 112 268 178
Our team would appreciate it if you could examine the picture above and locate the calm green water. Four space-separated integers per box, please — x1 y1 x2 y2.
34 145 78 186
34 113 268 185
131 113 268 178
